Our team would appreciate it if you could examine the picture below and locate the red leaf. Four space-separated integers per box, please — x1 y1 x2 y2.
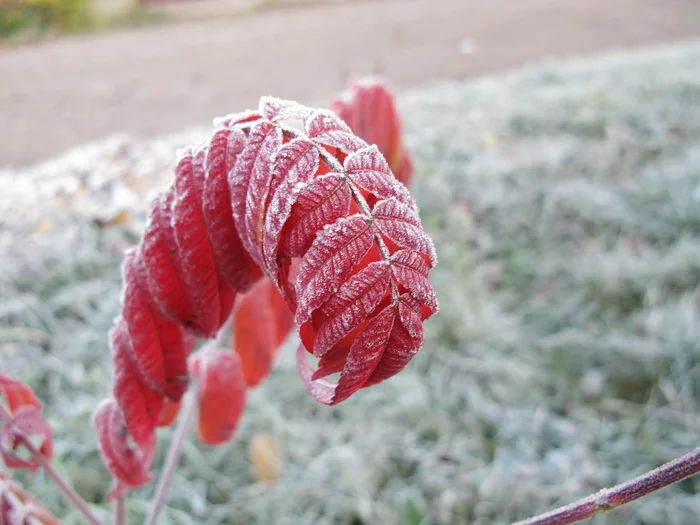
294 213 374 325
278 173 352 258
390 250 439 316
232 278 294 387
344 146 415 209
312 261 392 357
305 110 366 154
373 198 437 266
189 350 247 445
110 318 163 447
262 138 319 282
171 150 224 337
330 79 414 187
0 405 53 472
259 96 314 122
141 190 194 326
93 399 155 495
204 126 262 292
229 119 281 267
157 399 181 428
0 374 40 414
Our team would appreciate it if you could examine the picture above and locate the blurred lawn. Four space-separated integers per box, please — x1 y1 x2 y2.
2 40 700 524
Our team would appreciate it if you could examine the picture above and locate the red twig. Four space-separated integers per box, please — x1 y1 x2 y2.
513 446 700 525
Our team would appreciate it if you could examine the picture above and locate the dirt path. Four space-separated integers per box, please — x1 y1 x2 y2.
1 0 699 168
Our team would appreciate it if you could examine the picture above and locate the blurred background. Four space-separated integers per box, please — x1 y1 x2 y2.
2 1 700 524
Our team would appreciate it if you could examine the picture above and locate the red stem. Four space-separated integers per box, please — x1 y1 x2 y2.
0 403 103 525
513 446 700 525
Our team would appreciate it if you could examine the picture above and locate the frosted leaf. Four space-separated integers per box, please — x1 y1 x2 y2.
332 304 395 403
229 120 279 266
278 173 352 258
262 138 320 280
203 126 260 291
109 318 163 447
120 251 168 395
295 214 374 325
373 198 437 266
141 190 193 325
172 153 222 337
93 399 155 492
259 96 313 122
306 109 367 153
213 110 262 129
364 312 418 386
243 125 283 263
344 145 415 209
391 250 438 314
313 261 391 357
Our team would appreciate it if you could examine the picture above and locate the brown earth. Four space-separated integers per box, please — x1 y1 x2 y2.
1 0 699 168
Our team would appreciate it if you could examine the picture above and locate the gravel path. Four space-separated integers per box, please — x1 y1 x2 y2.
1 0 700 167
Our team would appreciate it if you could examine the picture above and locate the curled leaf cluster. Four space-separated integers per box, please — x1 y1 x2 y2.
100 86 437 489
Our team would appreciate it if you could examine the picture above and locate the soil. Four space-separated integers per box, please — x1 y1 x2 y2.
1 0 699 167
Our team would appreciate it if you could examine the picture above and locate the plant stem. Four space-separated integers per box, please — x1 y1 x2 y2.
114 493 127 525
144 379 200 525
144 319 231 525
512 445 700 525
0 403 104 525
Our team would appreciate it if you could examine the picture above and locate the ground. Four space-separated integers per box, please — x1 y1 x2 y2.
1 0 700 167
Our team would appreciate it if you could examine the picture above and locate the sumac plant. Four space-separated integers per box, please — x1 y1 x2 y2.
2 79 700 525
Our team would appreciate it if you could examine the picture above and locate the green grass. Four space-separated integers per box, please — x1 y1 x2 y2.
2 40 700 524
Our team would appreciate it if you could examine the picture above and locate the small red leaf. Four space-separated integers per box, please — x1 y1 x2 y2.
330 79 414 187
365 294 423 385
262 138 320 281
204 126 262 292
295 214 374 325
391 250 439 315
230 119 281 266
0 405 53 471
312 261 391 357
157 399 181 428
110 318 163 447
0 374 40 414
373 198 437 266
141 190 194 326
305 110 366 153
93 399 155 495
344 146 415 209
171 151 223 337
232 278 294 387
189 350 247 445
278 173 352 257
329 304 395 403
259 97 313 122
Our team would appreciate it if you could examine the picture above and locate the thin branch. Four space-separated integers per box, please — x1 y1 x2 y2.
144 379 200 525
0 403 104 525
512 445 700 525
114 493 127 525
